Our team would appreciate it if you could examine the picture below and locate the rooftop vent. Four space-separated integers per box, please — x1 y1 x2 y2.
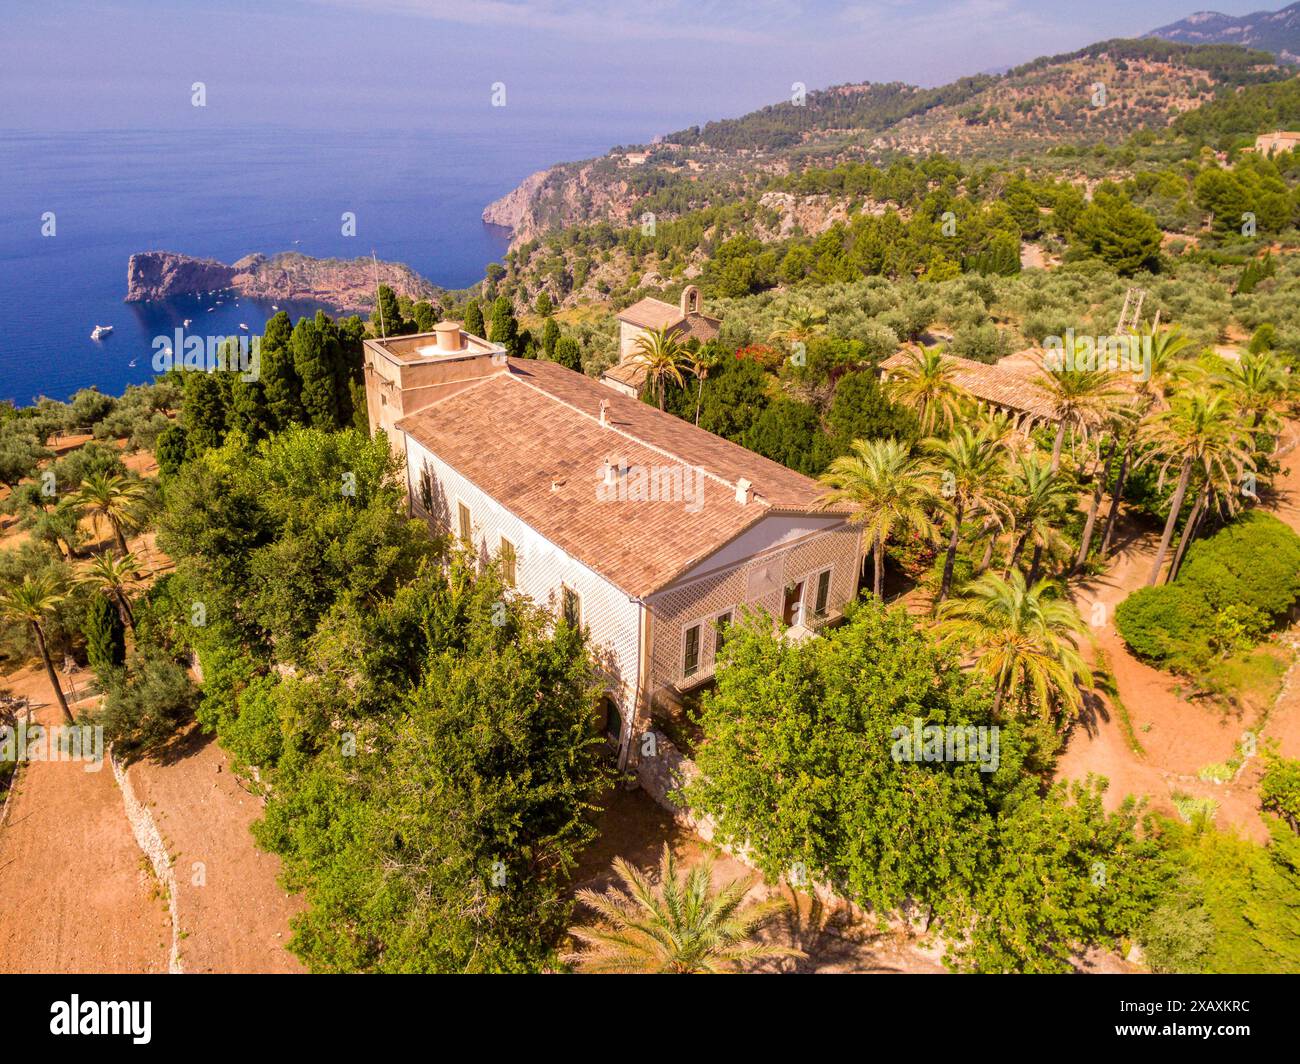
433 321 463 353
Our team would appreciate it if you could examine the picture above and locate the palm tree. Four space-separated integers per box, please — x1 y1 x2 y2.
0 573 74 724
937 570 1091 720
630 327 686 412
1003 453 1073 583
564 844 802 974
769 303 828 346
1099 325 1191 559
73 472 147 558
888 346 969 438
1037 363 1123 472
78 551 139 634
925 426 1009 602
1139 389 1251 586
683 346 721 427
818 438 935 598
1216 349 1292 436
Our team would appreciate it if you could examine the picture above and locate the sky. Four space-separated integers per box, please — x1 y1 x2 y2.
0 0 1286 141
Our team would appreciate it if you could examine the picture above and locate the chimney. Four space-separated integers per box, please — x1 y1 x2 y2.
599 400 609 428
433 321 462 353
602 457 617 486
735 478 753 505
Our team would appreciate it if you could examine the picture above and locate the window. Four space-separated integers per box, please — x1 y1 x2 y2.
683 624 701 678
457 501 471 542
561 585 582 628
714 611 733 654
814 569 832 617
499 538 516 586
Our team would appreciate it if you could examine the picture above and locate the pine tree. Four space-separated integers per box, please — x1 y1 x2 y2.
372 284 405 338
412 301 439 332
155 423 189 476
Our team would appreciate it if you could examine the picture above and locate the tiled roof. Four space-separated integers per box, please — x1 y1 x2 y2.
878 348 1060 423
616 296 722 341
602 359 648 390
395 359 840 597
616 297 686 330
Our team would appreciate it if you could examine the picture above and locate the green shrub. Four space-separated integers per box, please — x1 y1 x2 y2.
1116 512 1300 670
1260 753 1300 834
97 650 199 763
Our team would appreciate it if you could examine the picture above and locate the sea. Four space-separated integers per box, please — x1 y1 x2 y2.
0 123 628 405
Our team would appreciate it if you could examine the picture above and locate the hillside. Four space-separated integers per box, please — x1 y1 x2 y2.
482 39 1286 250
1148 2 1300 64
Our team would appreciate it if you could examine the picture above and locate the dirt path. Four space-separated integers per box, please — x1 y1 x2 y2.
127 724 305 973
0 666 171 973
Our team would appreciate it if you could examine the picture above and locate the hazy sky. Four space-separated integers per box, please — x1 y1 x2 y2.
0 0 1283 139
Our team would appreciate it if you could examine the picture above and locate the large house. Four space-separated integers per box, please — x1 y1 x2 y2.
362 321 862 769
601 285 721 398
1253 131 1300 156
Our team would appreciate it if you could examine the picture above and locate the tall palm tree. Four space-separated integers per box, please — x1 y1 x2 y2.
1003 453 1073 583
769 303 828 346
937 570 1091 720
817 438 935 598
683 346 721 427
1139 389 1251 586
1099 325 1191 559
1037 364 1123 472
78 551 139 634
888 346 969 438
73 472 147 558
0 573 73 724
925 426 1009 602
630 327 686 412
564 845 802 974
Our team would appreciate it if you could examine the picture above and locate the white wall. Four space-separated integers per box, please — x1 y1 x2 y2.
402 434 644 743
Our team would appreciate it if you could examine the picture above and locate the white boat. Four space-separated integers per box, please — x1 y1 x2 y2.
207 307 215 312
183 318 192 327
239 323 249 331
128 358 138 367
90 324 113 340
271 305 279 311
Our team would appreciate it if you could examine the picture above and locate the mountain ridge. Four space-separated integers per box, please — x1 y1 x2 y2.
1147 2 1300 63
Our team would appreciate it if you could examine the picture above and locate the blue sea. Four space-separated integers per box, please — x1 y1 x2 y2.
0 124 623 404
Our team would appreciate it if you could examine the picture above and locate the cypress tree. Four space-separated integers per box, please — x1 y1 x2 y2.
541 317 560 360
181 370 229 453
463 300 485 338
554 336 582 372
293 313 344 430
84 592 125 676
489 296 519 357
261 311 303 430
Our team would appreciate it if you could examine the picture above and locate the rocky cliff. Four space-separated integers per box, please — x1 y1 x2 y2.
481 161 637 248
125 251 441 311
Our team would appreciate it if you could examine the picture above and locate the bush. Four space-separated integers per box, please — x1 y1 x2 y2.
96 650 199 763
1116 512 1300 670
1260 753 1300 834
